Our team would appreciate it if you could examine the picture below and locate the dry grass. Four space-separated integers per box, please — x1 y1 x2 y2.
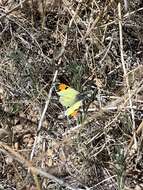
0 0 143 189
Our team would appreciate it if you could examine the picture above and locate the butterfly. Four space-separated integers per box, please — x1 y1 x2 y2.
56 83 94 117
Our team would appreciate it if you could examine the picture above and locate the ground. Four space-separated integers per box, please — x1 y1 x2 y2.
0 0 143 190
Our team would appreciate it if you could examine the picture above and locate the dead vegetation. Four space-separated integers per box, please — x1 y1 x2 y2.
0 0 143 189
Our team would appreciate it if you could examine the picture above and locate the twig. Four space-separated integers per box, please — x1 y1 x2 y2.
68 0 83 28
93 7 143 30
89 175 117 189
118 3 137 150
83 0 115 39
4 16 51 62
0 142 86 190
0 0 28 20
128 120 143 150
123 0 128 12
54 34 68 60
30 70 58 161
99 37 113 64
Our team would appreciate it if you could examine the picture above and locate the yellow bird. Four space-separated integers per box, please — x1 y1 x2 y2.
56 83 82 117
56 83 92 117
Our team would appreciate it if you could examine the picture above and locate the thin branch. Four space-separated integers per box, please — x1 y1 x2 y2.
30 70 58 161
118 3 137 149
0 0 28 20
89 175 117 189
0 142 86 190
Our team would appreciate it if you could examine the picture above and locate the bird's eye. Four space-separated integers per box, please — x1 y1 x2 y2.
65 86 68 90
